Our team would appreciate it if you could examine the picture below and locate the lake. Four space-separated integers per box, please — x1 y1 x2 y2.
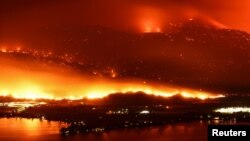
0 118 207 141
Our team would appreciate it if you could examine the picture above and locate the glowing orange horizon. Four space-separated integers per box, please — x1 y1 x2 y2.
0 74 224 101
0 85 224 101
0 48 224 101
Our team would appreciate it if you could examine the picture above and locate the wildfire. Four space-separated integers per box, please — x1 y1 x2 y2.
143 21 162 33
0 47 224 101
135 5 165 33
1 48 7 53
0 72 224 100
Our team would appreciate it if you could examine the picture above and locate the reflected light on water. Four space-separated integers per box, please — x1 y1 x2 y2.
0 118 207 141
0 118 67 137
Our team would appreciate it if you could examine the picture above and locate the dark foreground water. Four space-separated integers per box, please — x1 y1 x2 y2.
0 118 207 141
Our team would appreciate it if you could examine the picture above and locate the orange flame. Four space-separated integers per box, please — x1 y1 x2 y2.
0 49 224 100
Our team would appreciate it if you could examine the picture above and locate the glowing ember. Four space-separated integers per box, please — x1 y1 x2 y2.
144 21 161 33
0 45 225 101
0 53 224 100
1 48 7 53
215 107 250 114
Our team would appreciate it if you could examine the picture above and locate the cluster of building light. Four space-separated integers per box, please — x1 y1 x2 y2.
92 128 105 132
72 121 85 126
139 110 150 114
215 107 250 114
1 101 47 112
106 109 129 115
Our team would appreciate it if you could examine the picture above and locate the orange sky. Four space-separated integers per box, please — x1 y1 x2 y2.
0 0 250 33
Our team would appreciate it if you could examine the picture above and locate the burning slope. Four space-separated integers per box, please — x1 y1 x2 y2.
0 52 222 100
1 18 250 99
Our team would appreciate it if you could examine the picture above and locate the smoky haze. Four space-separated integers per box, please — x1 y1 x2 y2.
0 0 250 99
1 0 250 35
